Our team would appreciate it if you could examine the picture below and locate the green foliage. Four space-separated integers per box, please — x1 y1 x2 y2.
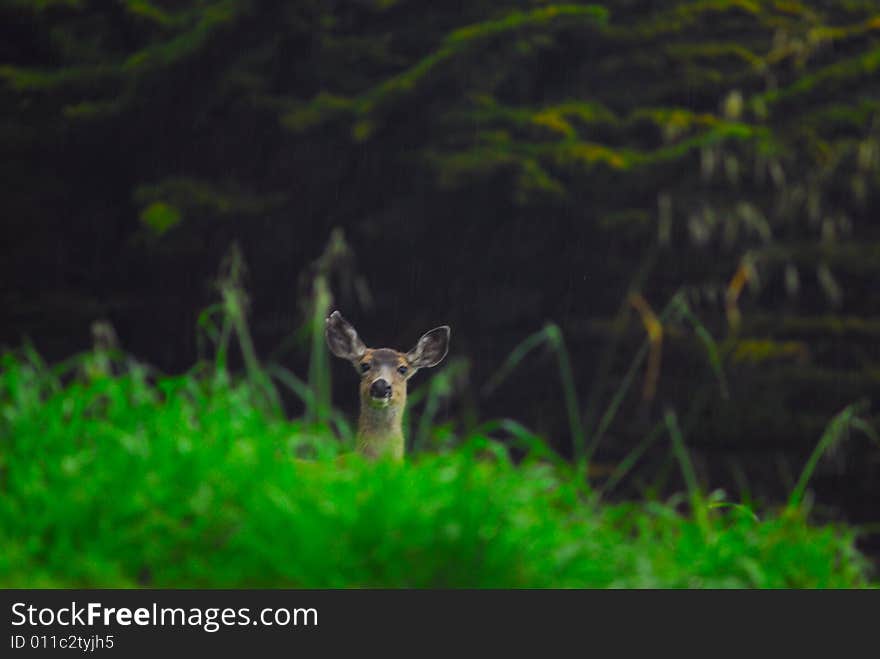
135 179 284 224
139 201 182 235
0 348 872 588
730 338 808 364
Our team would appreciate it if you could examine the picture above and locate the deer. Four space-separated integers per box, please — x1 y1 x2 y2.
325 310 450 460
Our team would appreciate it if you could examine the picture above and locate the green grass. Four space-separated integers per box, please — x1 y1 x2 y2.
0 348 873 588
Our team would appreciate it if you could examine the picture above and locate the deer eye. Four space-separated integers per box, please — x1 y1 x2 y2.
360 362 371 373
397 365 408 375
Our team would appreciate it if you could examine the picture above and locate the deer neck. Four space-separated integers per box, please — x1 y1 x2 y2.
357 395 406 460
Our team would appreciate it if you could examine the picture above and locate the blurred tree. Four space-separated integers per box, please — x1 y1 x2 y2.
2 1 880 516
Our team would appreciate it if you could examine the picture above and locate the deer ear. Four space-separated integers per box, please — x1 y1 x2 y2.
407 326 450 369
325 311 367 362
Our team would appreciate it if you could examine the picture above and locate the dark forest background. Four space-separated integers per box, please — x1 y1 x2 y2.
2 1 879 557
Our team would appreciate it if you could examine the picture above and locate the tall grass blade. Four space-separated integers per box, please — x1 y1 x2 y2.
481 327 550 397
481 324 585 464
306 275 332 425
585 291 684 464
582 250 659 451
596 389 709 502
664 408 710 538
672 296 729 398
727 458 753 507
595 418 665 501
628 293 663 403
543 324 585 463
218 245 282 414
471 418 565 467
268 364 354 445
195 303 224 366
411 358 468 453
788 401 872 509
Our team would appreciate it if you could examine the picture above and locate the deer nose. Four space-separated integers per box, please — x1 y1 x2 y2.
370 379 391 399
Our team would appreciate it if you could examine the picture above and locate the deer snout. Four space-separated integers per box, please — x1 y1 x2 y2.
369 378 392 399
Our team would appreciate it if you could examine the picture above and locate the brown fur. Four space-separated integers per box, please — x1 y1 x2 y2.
325 311 450 460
